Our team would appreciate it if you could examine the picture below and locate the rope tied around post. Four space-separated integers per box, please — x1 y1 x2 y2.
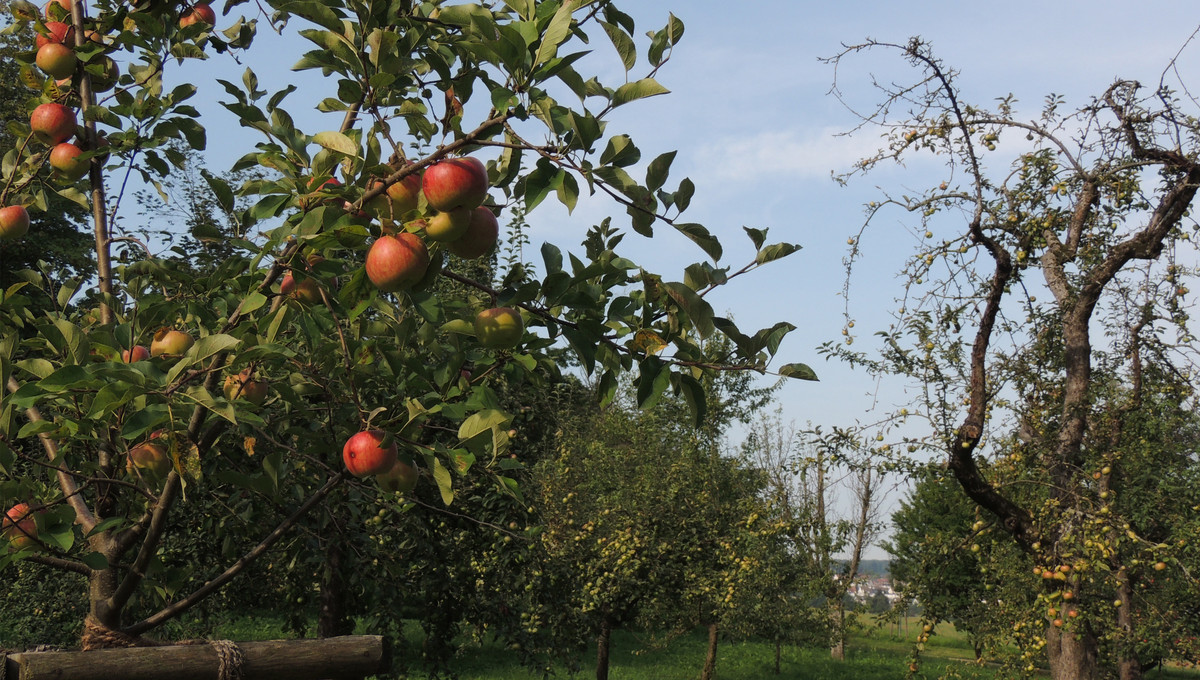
206 639 245 680
80 616 245 680
81 616 157 650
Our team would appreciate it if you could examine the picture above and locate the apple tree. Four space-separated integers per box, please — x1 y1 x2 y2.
826 37 1200 680
0 0 810 658
535 361 783 680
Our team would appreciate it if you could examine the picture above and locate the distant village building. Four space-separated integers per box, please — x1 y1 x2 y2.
841 575 902 604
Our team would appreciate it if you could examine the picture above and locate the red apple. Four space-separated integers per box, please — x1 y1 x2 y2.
127 434 170 479
0 205 31 240
179 2 215 26
299 176 340 211
446 206 499 259
49 142 88 180
280 271 323 304
376 457 419 493
366 171 422 221
30 102 77 146
122 345 150 362
150 328 194 357
422 156 488 211
425 208 470 242
35 21 74 49
343 430 397 477
365 232 429 292
474 307 524 349
2 503 38 551
36 42 76 79
223 369 268 405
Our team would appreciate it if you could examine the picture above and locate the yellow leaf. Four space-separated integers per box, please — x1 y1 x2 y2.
243 436 257 457
630 329 667 356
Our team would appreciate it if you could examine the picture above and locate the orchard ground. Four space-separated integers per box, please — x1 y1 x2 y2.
153 613 1200 679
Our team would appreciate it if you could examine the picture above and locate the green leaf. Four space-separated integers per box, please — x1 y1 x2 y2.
753 321 797 355
239 292 269 316
673 223 722 262
756 241 802 265
441 319 476 336
190 333 242 363
51 319 89 365
612 78 669 107
38 365 91 391
17 419 60 439
541 242 563 274
743 226 767 250
436 3 492 27
312 130 359 157
458 409 511 441
277 1 343 31
778 363 819 381
556 170 579 213
14 358 54 379
663 281 715 338
599 134 640 167
675 177 695 212
635 357 670 409
597 370 618 407
202 171 235 213
646 151 675 192
80 552 110 570
522 158 557 211
8 0 38 22
181 385 237 424
600 20 636 71
534 0 574 67
673 372 707 426
432 457 454 505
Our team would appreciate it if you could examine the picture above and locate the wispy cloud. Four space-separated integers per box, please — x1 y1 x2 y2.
693 126 892 183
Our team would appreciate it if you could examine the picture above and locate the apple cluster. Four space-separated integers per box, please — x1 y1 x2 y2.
0 0 217 241
342 430 419 493
362 156 500 292
324 156 529 478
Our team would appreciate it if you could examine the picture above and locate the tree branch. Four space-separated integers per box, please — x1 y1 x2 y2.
124 471 349 636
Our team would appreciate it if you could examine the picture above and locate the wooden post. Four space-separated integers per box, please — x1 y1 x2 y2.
4 635 388 680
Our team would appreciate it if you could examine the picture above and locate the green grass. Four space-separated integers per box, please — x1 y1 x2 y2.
436 621 1011 680
430 617 1200 680
176 612 1200 680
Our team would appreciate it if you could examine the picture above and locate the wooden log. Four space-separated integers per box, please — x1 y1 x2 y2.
5 635 388 680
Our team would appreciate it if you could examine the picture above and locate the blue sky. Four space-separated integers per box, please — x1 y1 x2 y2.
153 1 1200 553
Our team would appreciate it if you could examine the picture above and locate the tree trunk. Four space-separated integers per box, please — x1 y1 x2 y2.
829 600 845 660
317 539 353 638
595 617 612 680
774 639 781 675
1046 625 1099 680
700 621 719 680
1115 569 1142 680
